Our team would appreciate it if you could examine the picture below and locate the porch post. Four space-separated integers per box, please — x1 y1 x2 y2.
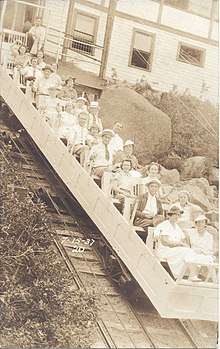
62 0 75 61
99 0 117 79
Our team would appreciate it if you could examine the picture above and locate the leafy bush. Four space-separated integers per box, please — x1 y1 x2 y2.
132 78 218 168
0 145 98 348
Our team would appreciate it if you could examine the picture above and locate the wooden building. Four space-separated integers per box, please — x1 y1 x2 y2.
1 0 219 102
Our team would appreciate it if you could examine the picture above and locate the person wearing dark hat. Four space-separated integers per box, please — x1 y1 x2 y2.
154 206 203 281
58 77 77 101
32 64 54 109
134 179 165 240
87 129 116 179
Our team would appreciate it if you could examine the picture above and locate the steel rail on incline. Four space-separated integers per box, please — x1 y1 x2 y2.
3 135 155 349
13 133 205 348
5 133 203 349
0 66 218 322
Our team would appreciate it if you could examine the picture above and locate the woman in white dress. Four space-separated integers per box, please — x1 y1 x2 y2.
186 215 215 260
154 206 205 280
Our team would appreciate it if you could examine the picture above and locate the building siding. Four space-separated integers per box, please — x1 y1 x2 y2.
106 16 218 103
41 0 218 102
64 2 107 75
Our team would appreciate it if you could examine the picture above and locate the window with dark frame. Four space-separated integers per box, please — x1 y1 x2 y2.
130 31 154 71
71 12 97 54
177 43 205 67
164 0 189 10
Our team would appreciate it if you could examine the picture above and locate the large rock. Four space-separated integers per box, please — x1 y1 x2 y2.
208 167 219 186
180 156 206 179
159 166 180 185
166 182 213 212
99 86 171 164
187 178 212 197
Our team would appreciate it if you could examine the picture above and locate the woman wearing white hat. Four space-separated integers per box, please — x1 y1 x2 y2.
186 215 215 259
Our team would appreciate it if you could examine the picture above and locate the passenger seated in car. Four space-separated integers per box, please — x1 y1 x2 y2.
86 123 101 148
36 50 46 71
154 208 215 281
21 56 42 102
185 215 216 261
143 162 175 203
10 40 30 84
170 190 203 228
74 96 88 117
41 86 61 127
50 62 63 89
67 111 90 167
54 102 76 144
134 178 164 240
87 129 116 179
112 159 136 213
87 101 103 132
109 121 124 159
58 77 78 101
113 140 142 173
32 64 54 109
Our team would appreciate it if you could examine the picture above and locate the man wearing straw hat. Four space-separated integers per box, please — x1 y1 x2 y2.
134 178 164 239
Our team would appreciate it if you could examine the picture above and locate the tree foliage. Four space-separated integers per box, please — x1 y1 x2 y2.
132 78 218 168
0 142 98 348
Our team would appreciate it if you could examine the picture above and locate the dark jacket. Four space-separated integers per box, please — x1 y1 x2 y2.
135 193 163 218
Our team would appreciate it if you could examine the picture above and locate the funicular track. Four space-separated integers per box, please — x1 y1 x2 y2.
0 118 217 348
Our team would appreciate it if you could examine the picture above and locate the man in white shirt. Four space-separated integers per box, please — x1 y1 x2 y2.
67 112 90 167
109 121 123 158
27 17 46 55
134 179 164 240
32 65 54 109
88 129 115 179
87 101 103 131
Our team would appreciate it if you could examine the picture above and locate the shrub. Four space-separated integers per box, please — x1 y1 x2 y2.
132 78 218 168
0 143 98 348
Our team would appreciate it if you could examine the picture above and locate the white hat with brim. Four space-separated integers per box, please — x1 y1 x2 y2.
88 101 100 109
195 214 208 223
124 140 134 147
145 178 161 187
100 129 115 137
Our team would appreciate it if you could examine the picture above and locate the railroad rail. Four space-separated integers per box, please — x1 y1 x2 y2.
0 120 217 348
0 67 218 322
